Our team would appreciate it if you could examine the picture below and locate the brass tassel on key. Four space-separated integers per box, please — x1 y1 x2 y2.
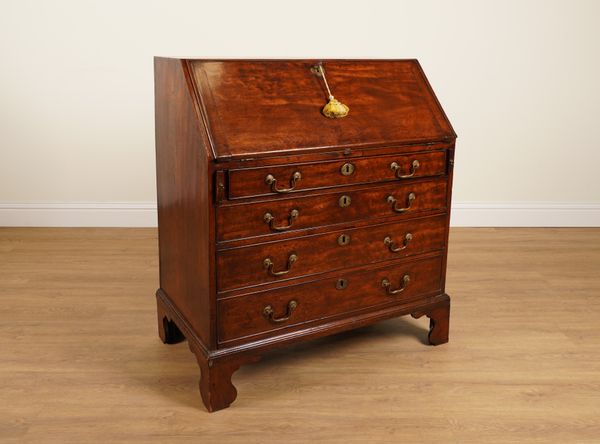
316 64 349 119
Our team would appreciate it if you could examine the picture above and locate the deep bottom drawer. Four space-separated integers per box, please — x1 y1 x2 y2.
218 255 443 344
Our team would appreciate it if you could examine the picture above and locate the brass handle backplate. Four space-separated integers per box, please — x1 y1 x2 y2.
381 274 410 295
263 300 298 323
384 233 413 253
390 160 420 179
264 209 299 232
265 171 302 193
263 253 298 277
387 192 416 213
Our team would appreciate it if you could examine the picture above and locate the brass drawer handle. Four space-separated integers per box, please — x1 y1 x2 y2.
265 171 302 193
387 192 416 213
390 160 420 179
384 233 413 252
263 209 299 231
263 300 298 323
263 253 298 276
381 275 410 295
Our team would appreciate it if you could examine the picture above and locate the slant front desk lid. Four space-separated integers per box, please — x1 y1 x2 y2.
183 59 456 160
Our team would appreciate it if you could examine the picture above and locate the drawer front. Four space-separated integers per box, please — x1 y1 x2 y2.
228 150 446 199
218 255 443 344
217 214 447 292
217 178 447 241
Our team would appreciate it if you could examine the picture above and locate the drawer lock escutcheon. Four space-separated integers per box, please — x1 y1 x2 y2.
390 159 420 179
387 192 416 213
265 171 302 193
263 300 298 323
340 162 355 176
381 274 410 295
263 253 298 277
263 209 299 231
337 233 351 246
384 233 413 252
339 195 352 208
336 278 349 290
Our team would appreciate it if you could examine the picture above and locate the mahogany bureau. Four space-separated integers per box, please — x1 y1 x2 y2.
154 58 456 412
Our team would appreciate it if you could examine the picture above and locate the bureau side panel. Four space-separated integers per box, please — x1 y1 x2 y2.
154 57 214 348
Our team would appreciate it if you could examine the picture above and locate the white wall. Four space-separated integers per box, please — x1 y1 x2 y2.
1 0 599 226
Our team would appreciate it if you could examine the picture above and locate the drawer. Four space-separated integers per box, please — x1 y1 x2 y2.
217 177 447 242
218 255 443 344
227 150 446 199
217 214 447 292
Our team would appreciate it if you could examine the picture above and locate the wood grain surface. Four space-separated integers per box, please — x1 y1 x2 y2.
217 255 443 344
226 149 446 199
217 178 448 241
216 214 447 292
189 60 455 159
1 227 599 443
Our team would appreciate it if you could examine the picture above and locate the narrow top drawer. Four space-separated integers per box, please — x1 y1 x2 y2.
227 150 446 199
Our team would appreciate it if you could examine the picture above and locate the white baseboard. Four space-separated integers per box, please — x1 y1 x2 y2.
0 202 599 228
0 202 157 227
450 202 600 227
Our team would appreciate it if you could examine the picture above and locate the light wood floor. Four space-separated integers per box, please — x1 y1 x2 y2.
1 228 599 443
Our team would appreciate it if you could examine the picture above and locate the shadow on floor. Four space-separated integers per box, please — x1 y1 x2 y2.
122 316 430 410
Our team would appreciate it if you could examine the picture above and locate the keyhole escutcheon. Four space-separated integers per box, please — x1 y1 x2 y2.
340 162 355 176
337 233 351 246
339 195 352 208
336 278 349 290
